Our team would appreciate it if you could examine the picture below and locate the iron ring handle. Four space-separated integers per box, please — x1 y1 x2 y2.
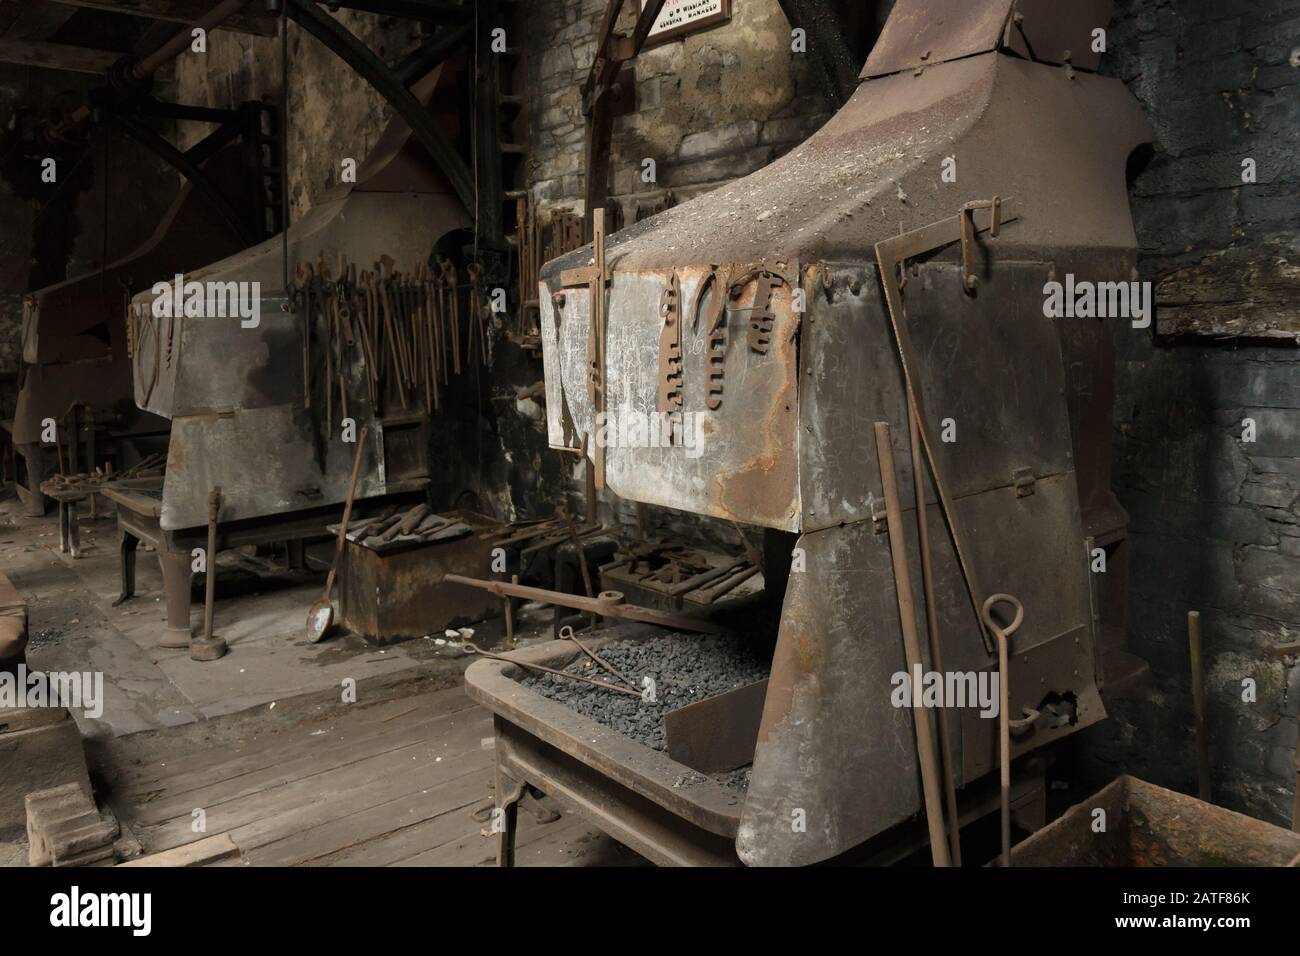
981 593 1024 639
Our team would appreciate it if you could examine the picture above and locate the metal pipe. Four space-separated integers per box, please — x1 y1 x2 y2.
202 486 222 644
443 574 724 635
909 400 962 866
981 592 1024 867
874 420 951 868
134 0 254 80
1188 610 1211 802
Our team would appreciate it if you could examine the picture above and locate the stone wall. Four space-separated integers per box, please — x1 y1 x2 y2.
525 0 831 223
173 11 423 222
1082 0 1300 824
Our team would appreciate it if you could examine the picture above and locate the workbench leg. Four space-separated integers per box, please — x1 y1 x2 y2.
66 503 80 559
157 549 193 649
58 502 70 554
495 769 524 868
113 530 139 606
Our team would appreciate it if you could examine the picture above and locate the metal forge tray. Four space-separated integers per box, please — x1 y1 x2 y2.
464 624 751 866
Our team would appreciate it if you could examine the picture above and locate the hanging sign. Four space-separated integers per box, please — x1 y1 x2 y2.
640 0 732 46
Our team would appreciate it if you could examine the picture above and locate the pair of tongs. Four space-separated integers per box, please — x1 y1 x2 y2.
558 625 638 691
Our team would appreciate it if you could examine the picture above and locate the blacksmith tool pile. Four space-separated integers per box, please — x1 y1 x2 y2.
337 502 474 552
43 452 167 491
513 200 584 341
290 253 492 429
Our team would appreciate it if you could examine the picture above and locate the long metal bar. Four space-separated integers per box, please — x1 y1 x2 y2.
910 400 962 865
132 99 243 124
581 0 666 239
184 117 246 167
1188 610 1211 802
874 420 951 868
875 200 1020 655
285 0 475 215
394 20 472 86
982 593 1024 867
444 574 725 635
99 109 256 245
134 0 253 78
202 487 221 643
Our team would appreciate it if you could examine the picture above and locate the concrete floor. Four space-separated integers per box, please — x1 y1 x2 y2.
0 495 486 740
1 490 616 867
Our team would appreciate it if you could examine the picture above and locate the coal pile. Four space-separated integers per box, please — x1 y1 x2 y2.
519 633 769 759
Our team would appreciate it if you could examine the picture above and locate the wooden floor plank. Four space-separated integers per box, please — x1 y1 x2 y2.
238 750 493 865
129 706 489 827
394 812 585 867
116 689 476 794
133 713 491 850
108 683 645 867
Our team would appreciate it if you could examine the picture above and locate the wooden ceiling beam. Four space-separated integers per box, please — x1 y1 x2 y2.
42 0 275 37
0 34 173 77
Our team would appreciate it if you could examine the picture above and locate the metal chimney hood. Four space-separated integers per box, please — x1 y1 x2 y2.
533 0 1152 865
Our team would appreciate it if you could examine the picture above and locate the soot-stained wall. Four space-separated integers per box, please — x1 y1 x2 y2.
1081 0 1300 824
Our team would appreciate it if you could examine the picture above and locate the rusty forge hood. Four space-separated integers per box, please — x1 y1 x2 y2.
11 148 252 446
541 1 1148 528
127 68 469 532
540 0 1151 866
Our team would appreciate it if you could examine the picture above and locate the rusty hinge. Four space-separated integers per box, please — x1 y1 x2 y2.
1012 466 1036 498
959 196 1002 294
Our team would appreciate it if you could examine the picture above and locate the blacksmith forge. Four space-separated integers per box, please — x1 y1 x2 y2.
5 146 259 517
471 0 1154 865
123 72 467 648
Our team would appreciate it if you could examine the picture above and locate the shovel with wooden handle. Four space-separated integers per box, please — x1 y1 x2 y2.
306 425 369 643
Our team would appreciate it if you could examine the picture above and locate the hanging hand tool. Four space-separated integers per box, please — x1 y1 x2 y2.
307 425 369 643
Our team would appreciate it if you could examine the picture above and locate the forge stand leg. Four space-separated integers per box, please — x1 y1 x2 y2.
286 538 305 571
157 549 193 649
57 501 71 554
494 768 525 868
113 530 139 607
65 501 81 559
15 443 47 517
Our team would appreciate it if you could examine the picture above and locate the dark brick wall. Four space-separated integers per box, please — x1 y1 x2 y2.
1085 0 1300 823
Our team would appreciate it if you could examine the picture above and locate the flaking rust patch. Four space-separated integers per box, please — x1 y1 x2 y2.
712 288 800 524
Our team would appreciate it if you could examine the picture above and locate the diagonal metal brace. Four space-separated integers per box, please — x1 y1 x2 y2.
286 0 475 216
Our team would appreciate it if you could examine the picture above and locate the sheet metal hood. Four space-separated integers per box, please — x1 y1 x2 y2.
128 68 470 530
10 150 251 446
538 0 1151 866
541 42 1149 529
